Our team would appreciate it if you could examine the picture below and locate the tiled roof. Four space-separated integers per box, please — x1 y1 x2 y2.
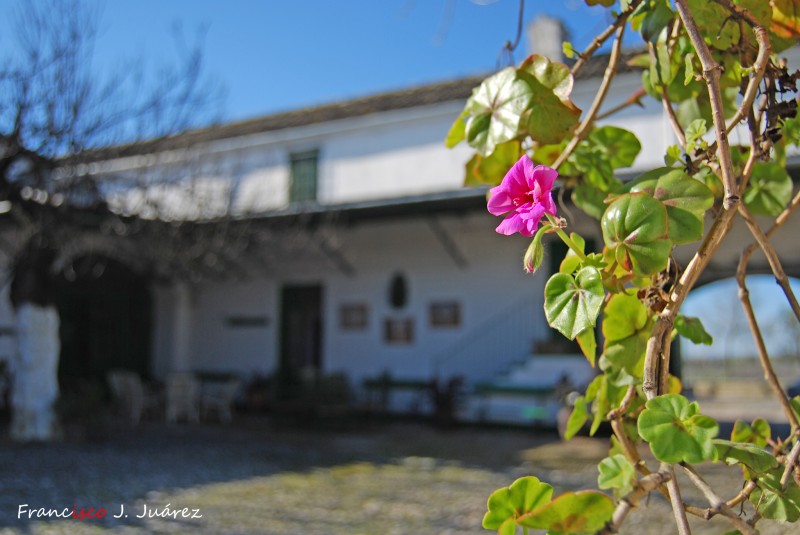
103 50 642 157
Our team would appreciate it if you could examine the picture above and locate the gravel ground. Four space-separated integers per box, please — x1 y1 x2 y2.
0 417 796 534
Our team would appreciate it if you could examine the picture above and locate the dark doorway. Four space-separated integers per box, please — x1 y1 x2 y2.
278 284 323 395
55 257 152 383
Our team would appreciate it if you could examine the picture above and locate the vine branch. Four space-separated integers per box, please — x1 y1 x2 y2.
710 0 771 137
681 464 757 535
673 0 739 209
554 14 628 170
665 463 692 535
599 469 672 535
570 0 642 78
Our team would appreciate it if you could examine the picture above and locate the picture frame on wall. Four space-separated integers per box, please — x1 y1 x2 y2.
384 317 414 344
429 301 461 328
340 303 368 330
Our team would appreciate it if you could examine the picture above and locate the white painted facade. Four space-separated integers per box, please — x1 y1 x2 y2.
141 68 799 409
136 65 670 403
6 44 799 425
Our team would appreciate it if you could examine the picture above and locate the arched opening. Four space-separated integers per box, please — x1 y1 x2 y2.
55 256 152 384
680 275 800 392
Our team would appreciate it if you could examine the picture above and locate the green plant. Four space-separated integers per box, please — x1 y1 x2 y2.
450 1 800 533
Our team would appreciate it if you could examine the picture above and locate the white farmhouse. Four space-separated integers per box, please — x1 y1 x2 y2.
4 21 798 429
85 43 667 425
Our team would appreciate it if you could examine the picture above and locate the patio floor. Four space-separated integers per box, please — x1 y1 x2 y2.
0 416 795 534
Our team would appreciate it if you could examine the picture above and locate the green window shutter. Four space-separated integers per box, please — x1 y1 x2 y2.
289 150 319 203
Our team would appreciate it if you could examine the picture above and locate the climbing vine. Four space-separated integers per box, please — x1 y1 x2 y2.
449 1 800 533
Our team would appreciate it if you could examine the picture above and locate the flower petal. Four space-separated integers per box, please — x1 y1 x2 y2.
541 192 557 216
519 202 545 221
522 215 543 236
487 186 514 216
503 155 532 195
532 165 558 192
495 213 525 235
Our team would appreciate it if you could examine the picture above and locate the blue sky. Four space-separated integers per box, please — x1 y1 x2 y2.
682 276 800 360
0 0 623 121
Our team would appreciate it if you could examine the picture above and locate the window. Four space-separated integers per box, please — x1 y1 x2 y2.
289 149 319 203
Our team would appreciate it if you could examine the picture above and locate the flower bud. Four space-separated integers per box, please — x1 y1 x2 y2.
523 231 545 274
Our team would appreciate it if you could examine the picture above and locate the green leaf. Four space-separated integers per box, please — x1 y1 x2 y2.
588 126 642 169
584 375 602 403
569 144 616 190
523 83 581 145
638 394 719 463
625 168 714 244
602 342 646 384
603 293 649 342
601 193 672 276
751 471 800 522
587 375 626 435
576 328 597 368
465 68 532 156
466 113 491 148
517 55 582 145
559 233 586 275
519 491 615 534
445 111 467 148
665 144 683 167
483 476 554 532
675 315 713 345
649 31 676 88
736 0 772 29
632 0 675 44
677 87 739 130
684 119 708 153
602 293 651 379
714 439 779 474
664 208 704 245
744 162 793 216
771 0 800 51
519 54 574 101
792 396 800 424
597 454 636 497
731 419 771 448
544 267 605 340
684 52 698 86
565 396 589 440
463 140 523 187
572 179 612 220
686 0 740 49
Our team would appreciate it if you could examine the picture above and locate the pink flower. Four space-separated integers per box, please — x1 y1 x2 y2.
487 156 557 237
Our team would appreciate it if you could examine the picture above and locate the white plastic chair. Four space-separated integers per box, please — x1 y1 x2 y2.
200 378 241 423
165 373 200 423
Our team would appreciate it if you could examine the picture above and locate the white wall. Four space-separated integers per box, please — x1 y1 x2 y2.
152 210 562 386
322 213 546 384
97 102 475 218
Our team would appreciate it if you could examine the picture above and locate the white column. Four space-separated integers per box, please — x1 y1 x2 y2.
11 303 60 441
171 282 193 373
